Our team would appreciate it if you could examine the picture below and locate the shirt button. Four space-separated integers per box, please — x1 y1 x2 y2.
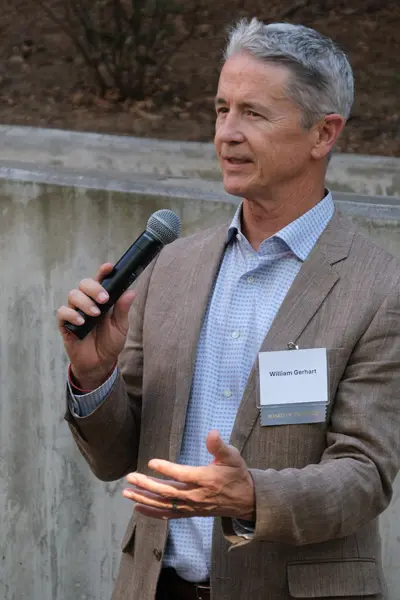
247 276 255 283
223 389 232 398
236 233 242 241
231 331 240 339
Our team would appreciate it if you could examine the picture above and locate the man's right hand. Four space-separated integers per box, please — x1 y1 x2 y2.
57 263 136 391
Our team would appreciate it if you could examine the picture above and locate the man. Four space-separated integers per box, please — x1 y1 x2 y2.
58 18 400 600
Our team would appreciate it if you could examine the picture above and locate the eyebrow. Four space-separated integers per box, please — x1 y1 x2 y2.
214 97 227 106
214 97 269 113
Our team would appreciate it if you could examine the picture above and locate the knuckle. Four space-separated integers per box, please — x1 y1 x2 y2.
57 306 67 319
206 476 222 494
112 318 128 338
208 482 221 495
79 278 90 290
68 288 79 300
186 490 199 504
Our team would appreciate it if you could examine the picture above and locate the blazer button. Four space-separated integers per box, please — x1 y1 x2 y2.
153 548 163 561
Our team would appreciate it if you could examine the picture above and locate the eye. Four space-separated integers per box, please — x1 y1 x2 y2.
245 109 261 118
216 106 229 115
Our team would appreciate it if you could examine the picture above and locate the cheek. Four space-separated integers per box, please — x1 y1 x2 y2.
214 130 222 155
259 132 309 172
214 118 224 140
253 142 279 177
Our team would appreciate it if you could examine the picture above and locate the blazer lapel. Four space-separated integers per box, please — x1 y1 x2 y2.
230 211 356 453
169 224 228 461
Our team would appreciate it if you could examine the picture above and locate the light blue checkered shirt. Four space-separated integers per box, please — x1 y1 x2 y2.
70 192 334 582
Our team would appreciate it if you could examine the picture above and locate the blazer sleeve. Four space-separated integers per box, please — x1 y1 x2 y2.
223 290 400 546
64 258 157 482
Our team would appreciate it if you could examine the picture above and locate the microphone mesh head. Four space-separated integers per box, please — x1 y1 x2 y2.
147 209 181 245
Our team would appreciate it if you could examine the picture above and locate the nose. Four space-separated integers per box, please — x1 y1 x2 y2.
215 112 245 145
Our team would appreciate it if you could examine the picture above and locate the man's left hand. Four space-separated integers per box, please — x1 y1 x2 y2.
123 430 255 520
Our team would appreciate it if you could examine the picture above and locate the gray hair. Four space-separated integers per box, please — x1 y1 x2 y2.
224 19 354 129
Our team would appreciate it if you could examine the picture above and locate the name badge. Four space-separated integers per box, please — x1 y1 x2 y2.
258 348 328 426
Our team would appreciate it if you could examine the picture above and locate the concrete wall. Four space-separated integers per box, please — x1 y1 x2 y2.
0 180 238 600
1 131 400 599
0 125 399 197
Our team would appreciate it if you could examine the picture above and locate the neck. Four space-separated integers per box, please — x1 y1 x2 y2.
241 179 326 251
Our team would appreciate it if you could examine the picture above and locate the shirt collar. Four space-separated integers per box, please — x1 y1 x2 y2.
227 191 334 261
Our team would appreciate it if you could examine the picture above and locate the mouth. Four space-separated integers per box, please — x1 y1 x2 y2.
223 156 252 163
222 156 252 167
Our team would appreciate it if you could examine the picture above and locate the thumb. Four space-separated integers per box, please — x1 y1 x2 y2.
111 290 136 332
206 430 243 467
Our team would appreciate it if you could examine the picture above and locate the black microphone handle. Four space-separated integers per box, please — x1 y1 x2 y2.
64 230 163 340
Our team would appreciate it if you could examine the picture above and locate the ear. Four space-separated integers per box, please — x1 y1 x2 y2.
311 114 346 160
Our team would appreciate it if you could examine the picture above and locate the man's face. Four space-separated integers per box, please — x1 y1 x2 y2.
214 53 319 200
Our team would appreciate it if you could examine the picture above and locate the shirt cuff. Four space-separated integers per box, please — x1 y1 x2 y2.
68 367 118 417
232 518 255 539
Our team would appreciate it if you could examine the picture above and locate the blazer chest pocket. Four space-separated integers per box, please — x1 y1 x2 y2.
287 559 382 598
121 510 137 553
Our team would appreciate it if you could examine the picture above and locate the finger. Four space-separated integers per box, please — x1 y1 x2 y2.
134 504 170 519
134 503 211 520
67 288 102 317
123 488 197 513
57 306 85 328
148 459 205 484
94 263 114 282
133 504 186 520
206 430 242 467
123 488 170 509
78 278 110 305
111 290 136 332
126 474 192 499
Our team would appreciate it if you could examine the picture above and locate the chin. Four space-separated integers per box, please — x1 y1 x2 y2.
222 176 249 198
224 185 246 198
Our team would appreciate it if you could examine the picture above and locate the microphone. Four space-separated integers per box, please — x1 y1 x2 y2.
64 209 181 340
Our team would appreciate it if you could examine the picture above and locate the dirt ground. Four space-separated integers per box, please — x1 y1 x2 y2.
0 0 399 156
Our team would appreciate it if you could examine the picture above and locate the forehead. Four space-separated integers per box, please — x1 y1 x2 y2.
217 53 291 104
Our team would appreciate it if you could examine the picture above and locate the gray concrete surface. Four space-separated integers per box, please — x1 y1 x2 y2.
0 125 399 196
1 130 400 599
0 180 238 600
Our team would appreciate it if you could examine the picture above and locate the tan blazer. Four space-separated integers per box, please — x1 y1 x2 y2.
66 211 400 600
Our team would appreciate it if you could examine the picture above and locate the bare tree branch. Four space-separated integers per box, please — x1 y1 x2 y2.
36 0 204 100
149 19 197 94
36 0 108 92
